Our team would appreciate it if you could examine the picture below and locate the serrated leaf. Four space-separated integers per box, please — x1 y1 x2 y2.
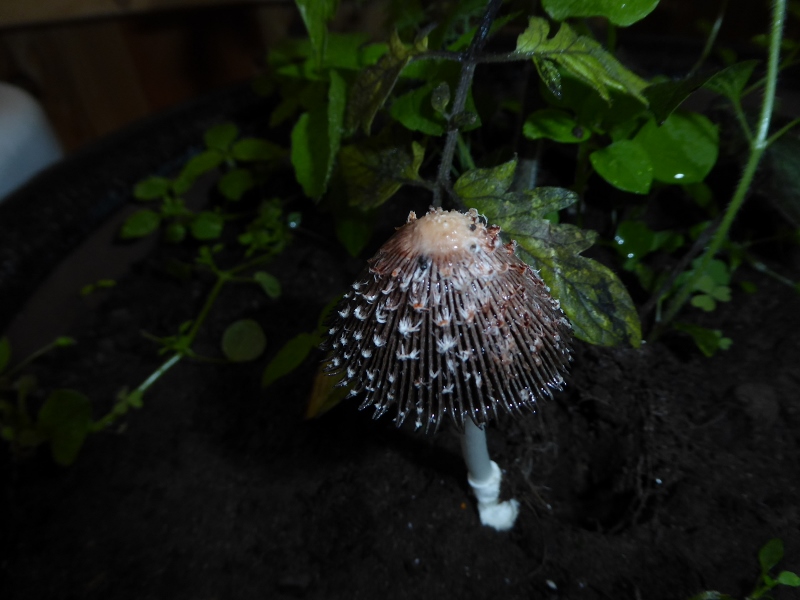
590 139 653 194
704 60 759 102
262 332 318 388
458 160 640 347
634 112 718 184
231 138 285 162
134 176 171 201
254 271 281 299
222 319 267 362
218 168 255 201
390 82 447 136
517 17 648 104
523 108 591 143
519 245 641 347
345 31 428 135
204 122 238 151
339 134 425 208
542 0 659 26
294 0 338 67
759 538 785 573
0 336 10 374
120 209 161 239
190 211 224 241
37 389 91 466
453 158 517 200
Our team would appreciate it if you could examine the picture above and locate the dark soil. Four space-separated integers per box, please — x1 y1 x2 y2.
1 196 799 600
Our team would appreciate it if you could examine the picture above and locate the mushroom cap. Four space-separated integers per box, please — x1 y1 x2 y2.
324 207 572 432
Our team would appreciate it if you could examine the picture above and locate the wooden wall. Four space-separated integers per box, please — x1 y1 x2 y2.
0 1 296 152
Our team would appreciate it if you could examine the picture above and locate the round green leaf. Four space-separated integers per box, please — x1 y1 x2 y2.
37 389 91 466
634 112 719 184
542 0 659 26
254 271 281 299
523 108 590 143
120 209 161 239
204 123 239 151
190 212 224 241
134 176 171 200
222 319 267 362
590 139 653 194
218 168 255 201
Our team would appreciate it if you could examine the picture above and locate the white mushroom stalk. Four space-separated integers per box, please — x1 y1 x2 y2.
324 208 572 530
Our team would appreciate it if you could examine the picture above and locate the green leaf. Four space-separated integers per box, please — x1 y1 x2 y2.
455 159 640 347
339 133 425 208
134 176 171 201
453 158 517 200
190 211 224 241
231 138 285 162
262 332 317 388
542 0 659 26
204 122 239 152
336 214 373 257
704 60 759 102
777 571 800 586
55 336 76 347
0 336 10 374
174 150 224 194
345 31 428 135
590 139 653 194
120 209 161 239
254 271 281 299
37 389 91 466
294 0 338 67
222 319 267 362
673 322 731 356
635 112 718 184
291 111 327 199
390 82 447 136
644 72 718 124
759 539 785 573
516 17 648 104
218 168 255 201
523 108 591 143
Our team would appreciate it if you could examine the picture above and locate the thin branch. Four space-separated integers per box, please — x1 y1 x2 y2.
433 0 504 207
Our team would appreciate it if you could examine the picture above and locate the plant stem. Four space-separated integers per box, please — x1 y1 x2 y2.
655 0 786 337
433 0 503 207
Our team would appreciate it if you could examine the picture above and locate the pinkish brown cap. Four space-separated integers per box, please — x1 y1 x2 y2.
325 207 572 432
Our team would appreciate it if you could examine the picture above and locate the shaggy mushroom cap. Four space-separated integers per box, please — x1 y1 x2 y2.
325 207 572 432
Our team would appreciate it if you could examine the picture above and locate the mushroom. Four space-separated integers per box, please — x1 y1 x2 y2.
324 207 572 530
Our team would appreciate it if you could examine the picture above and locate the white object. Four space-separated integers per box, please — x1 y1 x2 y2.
0 82 62 200
461 419 520 531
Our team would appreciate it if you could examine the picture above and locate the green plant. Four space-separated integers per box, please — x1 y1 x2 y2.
688 538 800 600
4 0 800 463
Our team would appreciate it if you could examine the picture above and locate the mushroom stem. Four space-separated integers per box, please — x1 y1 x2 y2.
460 419 519 531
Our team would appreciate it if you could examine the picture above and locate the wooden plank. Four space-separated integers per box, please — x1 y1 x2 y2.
0 0 276 28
